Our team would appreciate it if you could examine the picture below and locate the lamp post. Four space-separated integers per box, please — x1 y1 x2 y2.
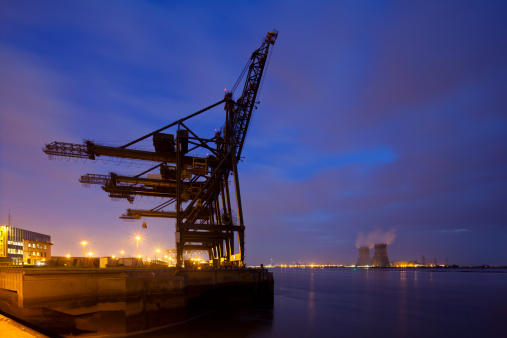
155 249 160 261
136 236 141 256
120 250 124 258
81 241 87 258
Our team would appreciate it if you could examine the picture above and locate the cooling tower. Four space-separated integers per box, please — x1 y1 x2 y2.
371 244 390 267
356 247 371 266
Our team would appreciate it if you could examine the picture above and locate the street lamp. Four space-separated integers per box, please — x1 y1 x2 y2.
120 250 124 258
135 236 141 256
81 241 87 258
155 249 160 261
88 251 93 257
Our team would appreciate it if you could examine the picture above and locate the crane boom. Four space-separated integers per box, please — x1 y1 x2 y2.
225 31 278 160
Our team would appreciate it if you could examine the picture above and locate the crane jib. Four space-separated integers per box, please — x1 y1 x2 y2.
226 31 278 160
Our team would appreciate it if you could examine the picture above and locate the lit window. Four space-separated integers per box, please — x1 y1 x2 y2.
28 243 31 248
37 252 40 256
37 244 39 249
44 245 47 249
33 252 35 256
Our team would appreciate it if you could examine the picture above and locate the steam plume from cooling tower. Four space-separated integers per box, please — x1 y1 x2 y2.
355 228 397 248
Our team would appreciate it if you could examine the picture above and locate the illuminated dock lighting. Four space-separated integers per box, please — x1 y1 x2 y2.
135 236 141 256
81 241 87 258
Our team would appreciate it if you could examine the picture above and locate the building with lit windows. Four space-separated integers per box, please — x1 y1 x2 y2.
0 225 52 265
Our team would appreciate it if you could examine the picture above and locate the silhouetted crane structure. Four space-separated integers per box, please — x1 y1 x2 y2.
43 31 278 268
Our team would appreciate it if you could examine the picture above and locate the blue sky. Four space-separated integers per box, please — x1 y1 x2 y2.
1 1 506 265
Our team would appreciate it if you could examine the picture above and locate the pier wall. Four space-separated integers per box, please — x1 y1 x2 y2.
0 268 273 336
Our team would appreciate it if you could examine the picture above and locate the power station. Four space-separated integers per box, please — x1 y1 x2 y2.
371 244 390 267
356 246 371 266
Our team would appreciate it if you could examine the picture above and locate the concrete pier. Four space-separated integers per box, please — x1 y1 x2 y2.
0 314 49 338
0 267 273 336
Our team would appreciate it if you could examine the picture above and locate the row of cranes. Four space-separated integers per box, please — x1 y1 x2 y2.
43 31 278 268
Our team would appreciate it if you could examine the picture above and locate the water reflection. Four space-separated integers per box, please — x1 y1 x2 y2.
126 308 274 338
308 271 315 326
397 270 409 337
125 268 507 337
268 268 507 337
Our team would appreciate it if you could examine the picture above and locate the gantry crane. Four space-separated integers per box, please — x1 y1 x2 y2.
43 31 278 268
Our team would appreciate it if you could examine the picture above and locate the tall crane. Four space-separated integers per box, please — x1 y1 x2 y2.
44 31 278 268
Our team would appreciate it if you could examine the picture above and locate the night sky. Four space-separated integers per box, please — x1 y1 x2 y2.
1 1 506 266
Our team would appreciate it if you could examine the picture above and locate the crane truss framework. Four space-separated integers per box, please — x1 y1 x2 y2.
43 31 278 268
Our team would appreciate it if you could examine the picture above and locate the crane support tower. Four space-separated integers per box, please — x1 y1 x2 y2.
43 31 278 268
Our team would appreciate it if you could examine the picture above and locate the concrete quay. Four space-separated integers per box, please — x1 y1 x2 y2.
0 314 50 338
0 267 274 337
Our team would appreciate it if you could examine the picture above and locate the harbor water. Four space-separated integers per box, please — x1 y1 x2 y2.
128 267 507 338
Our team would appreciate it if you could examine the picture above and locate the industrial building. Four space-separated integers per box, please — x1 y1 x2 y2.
0 225 52 265
392 261 418 268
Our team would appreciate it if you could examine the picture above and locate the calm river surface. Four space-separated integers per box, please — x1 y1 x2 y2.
130 268 507 338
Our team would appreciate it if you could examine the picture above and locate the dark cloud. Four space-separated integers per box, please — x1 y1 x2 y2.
1 1 506 265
